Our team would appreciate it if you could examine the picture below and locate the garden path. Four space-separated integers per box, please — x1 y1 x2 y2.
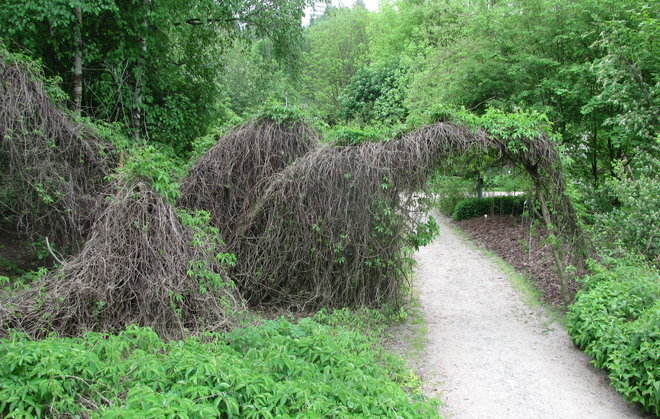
402 214 647 418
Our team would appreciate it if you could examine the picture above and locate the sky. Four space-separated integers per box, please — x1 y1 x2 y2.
333 0 380 11
303 0 380 25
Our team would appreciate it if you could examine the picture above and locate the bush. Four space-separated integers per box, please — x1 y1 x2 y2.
594 157 659 264
452 196 526 220
609 303 660 413
427 174 472 216
0 320 439 418
567 257 660 415
323 125 391 146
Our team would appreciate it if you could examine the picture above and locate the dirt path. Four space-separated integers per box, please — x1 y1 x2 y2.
400 215 646 419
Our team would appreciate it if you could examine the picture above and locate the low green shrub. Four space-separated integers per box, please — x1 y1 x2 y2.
593 158 659 264
323 125 391 146
427 174 472 216
452 196 526 220
609 303 660 413
567 257 660 415
0 319 438 418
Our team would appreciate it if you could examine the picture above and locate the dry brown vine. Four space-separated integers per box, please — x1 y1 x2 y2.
0 51 114 248
178 119 319 242
0 180 244 339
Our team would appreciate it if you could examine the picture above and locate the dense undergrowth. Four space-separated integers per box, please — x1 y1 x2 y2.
567 256 660 415
0 311 438 418
451 196 526 221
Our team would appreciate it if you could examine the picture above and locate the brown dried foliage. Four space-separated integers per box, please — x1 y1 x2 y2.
178 119 318 241
229 123 490 309
0 53 114 246
179 118 585 309
1 181 244 340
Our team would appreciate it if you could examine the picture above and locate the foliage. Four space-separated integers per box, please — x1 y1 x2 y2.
0 320 439 417
114 143 186 204
608 302 660 415
323 125 392 146
339 58 410 124
301 5 371 121
252 104 309 126
311 306 408 339
0 268 48 295
452 196 527 221
0 0 309 151
589 0 659 154
219 39 298 117
427 174 472 216
567 256 660 414
593 156 660 264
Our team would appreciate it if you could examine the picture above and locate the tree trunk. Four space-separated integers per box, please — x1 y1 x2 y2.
73 5 83 113
476 175 483 199
591 125 598 187
132 2 148 141
533 179 571 306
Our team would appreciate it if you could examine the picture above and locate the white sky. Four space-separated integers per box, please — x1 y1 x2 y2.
303 0 380 26
333 0 380 11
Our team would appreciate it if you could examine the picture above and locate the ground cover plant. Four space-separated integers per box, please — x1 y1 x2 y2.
0 317 439 418
567 256 660 415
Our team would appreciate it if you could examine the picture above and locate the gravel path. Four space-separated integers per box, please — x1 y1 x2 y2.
402 215 647 419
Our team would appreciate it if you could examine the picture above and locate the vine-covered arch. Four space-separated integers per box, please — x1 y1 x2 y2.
396 120 590 304
182 115 589 308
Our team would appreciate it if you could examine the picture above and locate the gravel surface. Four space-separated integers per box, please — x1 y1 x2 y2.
395 214 648 419
457 214 578 307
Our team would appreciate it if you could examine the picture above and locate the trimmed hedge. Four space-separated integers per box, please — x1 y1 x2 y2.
567 258 660 415
452 196 526 220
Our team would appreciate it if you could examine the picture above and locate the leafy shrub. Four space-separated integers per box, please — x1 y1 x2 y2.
323 125 391 146
452 196 526 220
253 103 308 126
427 174 472 216
0 320 439 418
567 257 660 414
609 303 660 413
339 59 409 124
114 143 186 204
593 158 659 264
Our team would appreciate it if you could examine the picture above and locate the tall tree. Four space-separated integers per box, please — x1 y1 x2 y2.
0 0 309 151
300 5 371 120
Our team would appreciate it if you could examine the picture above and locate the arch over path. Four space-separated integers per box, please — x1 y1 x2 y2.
388 121 589 304
182 116 588 308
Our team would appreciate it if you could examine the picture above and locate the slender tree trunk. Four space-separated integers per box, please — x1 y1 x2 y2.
73 5 83 113
607 137 615 176
591 125 598 187
622 154 635 181
533 178 571 305
132 2 148 141
476 174 483 199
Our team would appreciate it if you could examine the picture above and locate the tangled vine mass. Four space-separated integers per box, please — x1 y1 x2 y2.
0 53 113 248
0 53 585 336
